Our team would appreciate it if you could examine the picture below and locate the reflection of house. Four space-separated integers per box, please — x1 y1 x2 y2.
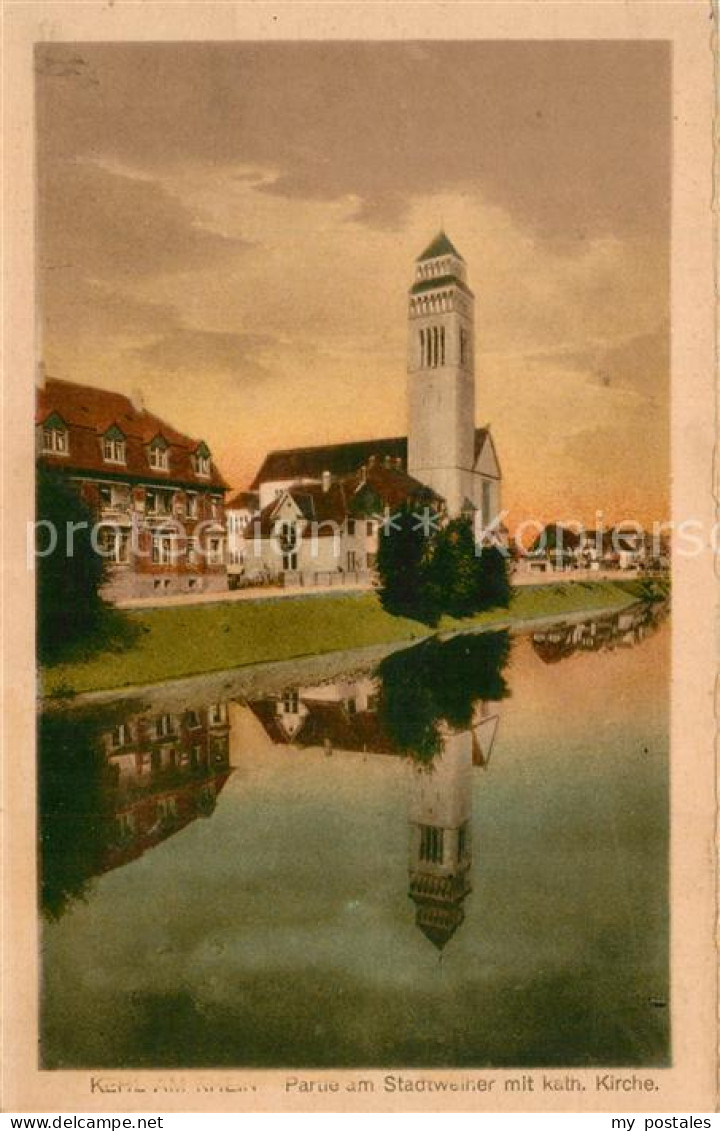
248 676 393 753
36 378 229 599
531 602 668 664
101 701 231 872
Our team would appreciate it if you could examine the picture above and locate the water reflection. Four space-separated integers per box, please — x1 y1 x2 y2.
40 601 665 936
247 632 509 950
39 599 670 1068
531 599 668 663
39 701 231 918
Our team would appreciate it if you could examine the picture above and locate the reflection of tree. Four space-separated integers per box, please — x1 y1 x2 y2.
377 631 510 765
39 711 117 920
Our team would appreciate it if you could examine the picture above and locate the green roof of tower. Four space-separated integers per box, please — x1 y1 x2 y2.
417 231 464 263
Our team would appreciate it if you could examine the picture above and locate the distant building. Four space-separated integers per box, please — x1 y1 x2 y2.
225 489 260 586
36 378 230 599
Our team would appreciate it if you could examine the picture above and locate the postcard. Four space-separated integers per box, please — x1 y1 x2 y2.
2 0 717 1114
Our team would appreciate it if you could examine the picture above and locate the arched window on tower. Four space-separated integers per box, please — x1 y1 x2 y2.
440 326 446 365
419 329 425 368
460 328 467 366
432 326 439 368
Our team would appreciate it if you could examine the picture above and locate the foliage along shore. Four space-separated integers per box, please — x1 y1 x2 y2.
40 577 669 700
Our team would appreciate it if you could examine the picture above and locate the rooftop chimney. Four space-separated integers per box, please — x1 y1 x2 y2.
131 387 145 413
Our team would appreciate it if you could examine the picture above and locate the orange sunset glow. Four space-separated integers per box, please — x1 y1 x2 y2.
36 41 670 532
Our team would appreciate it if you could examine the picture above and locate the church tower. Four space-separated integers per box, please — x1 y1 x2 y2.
407 232 476 517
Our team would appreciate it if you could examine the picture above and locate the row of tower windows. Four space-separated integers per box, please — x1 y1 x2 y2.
419 326 471 368
420 825 444 864
419 326 446 368
410 291 453 317
416 257 454 281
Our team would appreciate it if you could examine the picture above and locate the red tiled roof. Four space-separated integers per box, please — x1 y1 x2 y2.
250 429 492 489
252 464 442 538
37 378 229 489
226 490 259 511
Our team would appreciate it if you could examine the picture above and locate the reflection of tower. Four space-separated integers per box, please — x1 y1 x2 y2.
408 706 500 950
408 728 474 951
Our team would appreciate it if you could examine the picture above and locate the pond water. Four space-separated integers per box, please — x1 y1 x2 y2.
39 601 670 1069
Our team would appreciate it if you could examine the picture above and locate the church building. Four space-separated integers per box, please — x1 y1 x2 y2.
243 233 502 582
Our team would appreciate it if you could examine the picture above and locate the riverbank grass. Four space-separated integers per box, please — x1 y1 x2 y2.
41 578 663 698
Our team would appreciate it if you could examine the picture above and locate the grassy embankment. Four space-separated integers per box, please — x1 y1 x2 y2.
41 578 667 699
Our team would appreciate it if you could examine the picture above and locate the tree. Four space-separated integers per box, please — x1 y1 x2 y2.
428 516 481 619
376 502 436 623
476 544 512 611
36 466 109 660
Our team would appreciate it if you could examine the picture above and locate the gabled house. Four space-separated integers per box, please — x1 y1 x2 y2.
37 378 230 599
245 459 442 585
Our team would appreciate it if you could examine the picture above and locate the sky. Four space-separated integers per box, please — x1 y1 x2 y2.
36 41 670 529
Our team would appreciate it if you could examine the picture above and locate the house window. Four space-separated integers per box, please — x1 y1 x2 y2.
155 714 175 739
346 519 355 536
110 723 131 748
99 527 130 564
194 444 212 477
187 537 198 565
116 813 136 838
208 703 227 726
210 495 221 519
282 690 299 714
207 537 223 566
151 533 175 564
366 521 374 536
42 425 69 454
282 549 298 571
98 483 130 512
347 550 358 571
157 798 177 822
146 489 172 516
187 493 198 518
149 439 169 471
102 433 126 464
186 710 201 729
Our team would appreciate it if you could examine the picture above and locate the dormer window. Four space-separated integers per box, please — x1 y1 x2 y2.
102 425 126 465
42 413 69 455
148 436 169 471
194 441 211 478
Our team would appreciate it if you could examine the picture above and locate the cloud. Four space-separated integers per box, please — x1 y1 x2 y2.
131 328 275 380
542 325 669 406
39 159 251 283
36 42 670 242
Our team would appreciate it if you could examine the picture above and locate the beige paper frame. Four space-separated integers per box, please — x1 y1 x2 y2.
2 1 717 1113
